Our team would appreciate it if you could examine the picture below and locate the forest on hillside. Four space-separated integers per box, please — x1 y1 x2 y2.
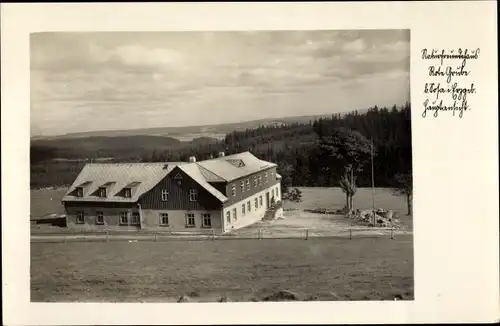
30 103 412 193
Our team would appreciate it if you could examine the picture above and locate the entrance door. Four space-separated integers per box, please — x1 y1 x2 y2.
266 192 270 209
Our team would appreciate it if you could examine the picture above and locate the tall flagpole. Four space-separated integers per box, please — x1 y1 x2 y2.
371 137 376 225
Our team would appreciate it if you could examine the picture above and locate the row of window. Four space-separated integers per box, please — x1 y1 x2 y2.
161 189 198 202
75 187 132 198
225 186 280 223
75 211 212 228
231 171 275 197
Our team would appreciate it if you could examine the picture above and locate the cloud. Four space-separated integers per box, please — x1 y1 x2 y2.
30 30 410 136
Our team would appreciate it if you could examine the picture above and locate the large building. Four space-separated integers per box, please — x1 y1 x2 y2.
62 152 283 233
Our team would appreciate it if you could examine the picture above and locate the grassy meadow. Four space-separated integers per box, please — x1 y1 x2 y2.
31 236 414 302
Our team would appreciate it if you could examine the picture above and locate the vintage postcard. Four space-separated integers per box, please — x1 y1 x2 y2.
2 2 498 325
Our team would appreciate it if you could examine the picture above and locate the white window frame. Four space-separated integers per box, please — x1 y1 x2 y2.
240 181 245 193
161 189 169 201
119 212 128 225
231 185 236 197
189 189 198 202
76 211 85 224
272 189 275 198
232 208 237 221
246 179 250 190
131 212 140 225
226 211 231 223
96 211 104 225
264 172 268 183
255 198 258 209
124 188 132 198
253 176 257 187
247 201 251 212
185 213 195 227
98 187 107 198
258 175 262 185
76 187 83 197
242 204 246 216
202 213 212 228
276 187 280 198
159 213 169 226
259 196 263 206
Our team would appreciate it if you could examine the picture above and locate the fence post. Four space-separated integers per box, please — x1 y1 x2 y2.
390 228 394 240
106 231 109 242
154 233 157 242
212 229 215 241
349 229 352 240
258 229 261 240
305 229 309 240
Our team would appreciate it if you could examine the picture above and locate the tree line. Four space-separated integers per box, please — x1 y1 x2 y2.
141 103 412 211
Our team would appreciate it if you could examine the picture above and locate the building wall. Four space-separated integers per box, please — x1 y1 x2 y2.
223 166 278 206
140 209 222 232
222 182 281 233
64 202 140 231
139 166 223 211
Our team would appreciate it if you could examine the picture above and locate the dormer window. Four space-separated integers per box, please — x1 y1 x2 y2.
75 187 83 197
98 187 107 198
124 188 132 198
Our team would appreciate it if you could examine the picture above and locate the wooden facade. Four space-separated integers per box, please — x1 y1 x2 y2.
138 166 223 211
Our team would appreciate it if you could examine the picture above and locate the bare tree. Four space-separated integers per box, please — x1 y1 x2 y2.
393 173 412 215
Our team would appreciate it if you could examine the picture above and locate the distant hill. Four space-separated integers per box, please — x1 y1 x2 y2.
30 135 185 163
31 113 340 141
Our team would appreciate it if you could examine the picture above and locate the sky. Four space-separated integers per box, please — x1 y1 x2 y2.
30 30 410 136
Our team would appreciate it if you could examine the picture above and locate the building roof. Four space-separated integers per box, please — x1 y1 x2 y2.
178 164 228 202
62 163 185 203
62 152 276 204
196 151 276 182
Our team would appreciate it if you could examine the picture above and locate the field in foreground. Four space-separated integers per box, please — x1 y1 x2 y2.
31 236 413 302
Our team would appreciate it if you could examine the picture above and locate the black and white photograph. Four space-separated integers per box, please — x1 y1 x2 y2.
29 30 414 303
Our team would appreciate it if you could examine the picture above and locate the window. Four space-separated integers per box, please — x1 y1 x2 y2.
75 187 83 197
240 181 245 193
255 198 258 209
253 176 257 187
258 175 262 185
189 189 198 202
98 187 107 198
276 187 280 198
96 211 104 225
231 185 236 197
161 189 169 201
76 211 84 224
247 201 251 212
259 196 263 206
202 213 212 228
131 212 140 225
271 171 274 180
124 188 132 198
272 189 275 198
242 204 246 216
232 208 237 221
119 212 128 225
159 213 169 226
264 172 268 183
185 213 195 227
226 211 231 223
246 179 250 190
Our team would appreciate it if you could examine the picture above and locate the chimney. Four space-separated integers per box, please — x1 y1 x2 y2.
218 152 225 157
188 156 196 163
